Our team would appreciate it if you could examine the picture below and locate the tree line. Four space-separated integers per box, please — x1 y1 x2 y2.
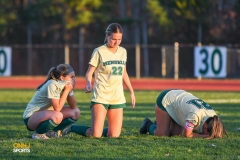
0 0 240 45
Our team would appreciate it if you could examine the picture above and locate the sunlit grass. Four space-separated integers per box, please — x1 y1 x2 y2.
0 89 240 159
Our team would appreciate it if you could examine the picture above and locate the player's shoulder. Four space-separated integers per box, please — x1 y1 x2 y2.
44 79 55 87
48 79 66 88
118 46 126 52
95 45 106 52
91 45 106 56
48 79 58 85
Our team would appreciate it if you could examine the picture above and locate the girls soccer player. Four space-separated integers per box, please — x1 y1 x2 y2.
23 64 80 139
62 23 135 138
140 89 228 139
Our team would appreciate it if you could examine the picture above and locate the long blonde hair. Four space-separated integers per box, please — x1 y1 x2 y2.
205 115 228 139
37 64 73 90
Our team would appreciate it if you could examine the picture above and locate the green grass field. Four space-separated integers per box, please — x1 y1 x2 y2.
0 89 240 160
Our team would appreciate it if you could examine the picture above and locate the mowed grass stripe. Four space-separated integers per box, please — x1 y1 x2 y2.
0 89 240 159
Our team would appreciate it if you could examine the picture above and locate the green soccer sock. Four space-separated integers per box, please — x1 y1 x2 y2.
71 125 90 136
53 118 77 132
102 128 108 137
71 126 108 137
149 124 156 135
36 119 58 134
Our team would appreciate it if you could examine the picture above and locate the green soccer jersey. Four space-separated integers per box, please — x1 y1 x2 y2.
89 44 127 104
23 79 67 119
161 90 217 133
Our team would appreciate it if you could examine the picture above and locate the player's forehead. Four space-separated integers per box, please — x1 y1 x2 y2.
109 33 122 39
66 71 75 77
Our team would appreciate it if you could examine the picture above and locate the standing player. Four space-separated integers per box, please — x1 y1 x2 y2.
23 64 80 139
63 23 135 138
140 89 228 139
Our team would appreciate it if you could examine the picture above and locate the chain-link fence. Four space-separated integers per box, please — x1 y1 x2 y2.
4 44 240 78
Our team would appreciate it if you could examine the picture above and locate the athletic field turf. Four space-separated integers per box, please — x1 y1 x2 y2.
0 89 240 159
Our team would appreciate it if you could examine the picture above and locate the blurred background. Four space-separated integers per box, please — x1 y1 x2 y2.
0 0 240 78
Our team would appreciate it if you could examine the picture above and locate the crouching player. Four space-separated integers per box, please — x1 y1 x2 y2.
140 89 228 139
23 64 80 139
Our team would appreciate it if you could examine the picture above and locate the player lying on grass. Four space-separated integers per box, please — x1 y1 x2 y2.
140 89 228 139
23 64 80 140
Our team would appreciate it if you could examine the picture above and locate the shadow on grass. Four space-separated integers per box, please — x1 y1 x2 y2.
0 102 239 140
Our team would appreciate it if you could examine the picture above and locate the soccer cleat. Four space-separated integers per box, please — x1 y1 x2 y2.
61 125 73 136
140 118 153 134
32 132 50 140
46 131 60 138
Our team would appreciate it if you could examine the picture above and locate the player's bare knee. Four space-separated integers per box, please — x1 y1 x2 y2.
92 130 102 138
155 132 167 137
51 112 63 124
92 134 102 138
107 130 120 138
155 129 168 137
73 108 80 119
67 107 80 119
108 133 120 138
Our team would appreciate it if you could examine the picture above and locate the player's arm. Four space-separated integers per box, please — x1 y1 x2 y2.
66 76 77 109
122 66 135 109
51 89 71 112
67 93 77 109
183 121 209 138
85 65 96 93
51 83 73 112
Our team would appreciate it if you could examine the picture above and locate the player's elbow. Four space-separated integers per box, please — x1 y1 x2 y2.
70 104 77 109
184 134 193 138
53 106 62 112
54 109 62 112
183 130 193 138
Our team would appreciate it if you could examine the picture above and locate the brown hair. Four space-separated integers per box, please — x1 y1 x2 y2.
37 64 74 90
104 23 123 43
205 115 228 139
